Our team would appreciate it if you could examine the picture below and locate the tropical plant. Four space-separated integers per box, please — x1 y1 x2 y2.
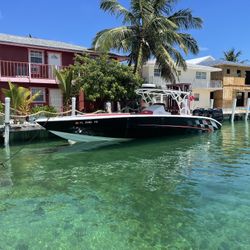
93 0 202 82
0 102 3 113
222 48 248 63
1 82 40 115
31 105 58 117
70 54 143 104
54 68 79 109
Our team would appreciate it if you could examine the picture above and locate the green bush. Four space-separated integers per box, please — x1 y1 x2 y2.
31 105 58 117
0 102 3 113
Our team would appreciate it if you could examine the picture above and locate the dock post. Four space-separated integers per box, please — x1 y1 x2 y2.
4 97 10 147
71 97 76 116
231 98 237 122
245 98 250 121
210 99 214 109
160 94 164 103
117 101 121 112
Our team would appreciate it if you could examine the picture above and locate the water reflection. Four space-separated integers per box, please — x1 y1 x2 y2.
0 146 13 187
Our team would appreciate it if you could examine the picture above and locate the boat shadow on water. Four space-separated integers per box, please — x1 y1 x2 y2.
49 131 218 155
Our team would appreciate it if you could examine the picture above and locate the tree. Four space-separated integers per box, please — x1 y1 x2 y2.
93 0 202 82
70 54 143 105
0 102 3 113
222 48 247 63
54 68 80 109
1 82 40 115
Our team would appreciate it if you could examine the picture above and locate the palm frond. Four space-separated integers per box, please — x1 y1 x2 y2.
168 9 203 29
100 0 136 24
177 33 199 55
93 26 134 52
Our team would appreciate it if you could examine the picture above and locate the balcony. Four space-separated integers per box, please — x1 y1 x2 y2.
146 76 167 87
0 60 63 84
191 80 223 89
145 76 223 89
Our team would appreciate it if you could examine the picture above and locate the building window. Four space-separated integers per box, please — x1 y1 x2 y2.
194 93 200 101
29 50 44 64
31 88 46 103
154 68 161 77
237 69 241 77
196 72 207 79
226 69 230 74
177 70 181 76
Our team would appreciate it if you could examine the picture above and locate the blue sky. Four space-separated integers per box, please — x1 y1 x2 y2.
0 0 249 61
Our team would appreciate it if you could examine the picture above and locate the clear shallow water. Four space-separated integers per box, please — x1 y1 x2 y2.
0 122 249 249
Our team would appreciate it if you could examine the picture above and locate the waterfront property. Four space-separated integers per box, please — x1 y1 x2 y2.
142 59 222 109
0 33 125 111
192 56 250 109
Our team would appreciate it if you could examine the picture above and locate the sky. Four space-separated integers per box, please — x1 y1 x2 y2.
0 0 250 61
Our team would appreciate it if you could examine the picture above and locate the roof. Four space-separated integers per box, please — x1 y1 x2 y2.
0 33 89 52
186 56 215 65
144 58 221 72
199 59 250 68
186 63 221 72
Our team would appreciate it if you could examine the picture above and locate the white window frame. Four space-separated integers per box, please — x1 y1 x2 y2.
154 68 161 77
29 50 44 64
196 71 207 80
30 87 46 103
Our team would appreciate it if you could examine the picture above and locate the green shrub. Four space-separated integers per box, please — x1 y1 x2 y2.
0 102 3 113
31 105 58 117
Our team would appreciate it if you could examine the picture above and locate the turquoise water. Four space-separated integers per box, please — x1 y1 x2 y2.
0 122 249 249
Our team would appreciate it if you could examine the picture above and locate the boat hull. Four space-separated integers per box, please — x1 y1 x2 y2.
37 114 221 141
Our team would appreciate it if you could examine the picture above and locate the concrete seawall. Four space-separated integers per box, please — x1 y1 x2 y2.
0 124 57 145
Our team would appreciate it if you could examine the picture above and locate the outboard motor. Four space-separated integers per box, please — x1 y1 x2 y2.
193 108 223 122
211 108 223 122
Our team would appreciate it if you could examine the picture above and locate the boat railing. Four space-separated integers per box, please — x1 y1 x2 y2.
136 88 191 115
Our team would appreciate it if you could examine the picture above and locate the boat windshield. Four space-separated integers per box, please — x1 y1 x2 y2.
141 104 171 115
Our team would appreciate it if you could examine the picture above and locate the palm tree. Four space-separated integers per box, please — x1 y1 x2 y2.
222 48 247 63
1 82 40 115
93 0 202 82
54 68 76 109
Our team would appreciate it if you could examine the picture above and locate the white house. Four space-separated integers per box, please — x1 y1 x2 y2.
142 57 222 109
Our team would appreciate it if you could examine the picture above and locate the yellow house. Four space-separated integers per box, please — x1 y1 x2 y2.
194 56 250 108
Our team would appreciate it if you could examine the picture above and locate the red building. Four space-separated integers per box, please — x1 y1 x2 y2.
0 33 125 111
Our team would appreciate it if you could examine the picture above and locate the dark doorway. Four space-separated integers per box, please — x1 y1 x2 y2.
236 92 245 107
245 71 250 85
210 92 214 99
248 92 250 98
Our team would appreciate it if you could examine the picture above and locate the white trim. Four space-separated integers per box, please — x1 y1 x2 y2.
28 48 44 64
30 87 46 103
47 52 62 66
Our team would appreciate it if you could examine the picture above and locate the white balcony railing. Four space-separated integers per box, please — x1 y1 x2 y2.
145 76 223 89
0 60 63 80
210 80 223 88
188 80 223 89
146 76 167 86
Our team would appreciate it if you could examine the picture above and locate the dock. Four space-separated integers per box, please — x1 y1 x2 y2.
0 123 55 145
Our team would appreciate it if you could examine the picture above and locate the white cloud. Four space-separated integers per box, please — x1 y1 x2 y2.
199 47 209 52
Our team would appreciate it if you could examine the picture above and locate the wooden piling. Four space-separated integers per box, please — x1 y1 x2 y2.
231 98 237 122
246 98 250 121
210 99 214 109
4 97 10 147
71 97 76 116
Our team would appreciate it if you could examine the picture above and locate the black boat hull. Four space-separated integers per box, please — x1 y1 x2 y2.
37 114 221 141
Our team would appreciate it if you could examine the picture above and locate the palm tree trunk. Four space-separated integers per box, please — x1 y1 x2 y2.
133 42 143 76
